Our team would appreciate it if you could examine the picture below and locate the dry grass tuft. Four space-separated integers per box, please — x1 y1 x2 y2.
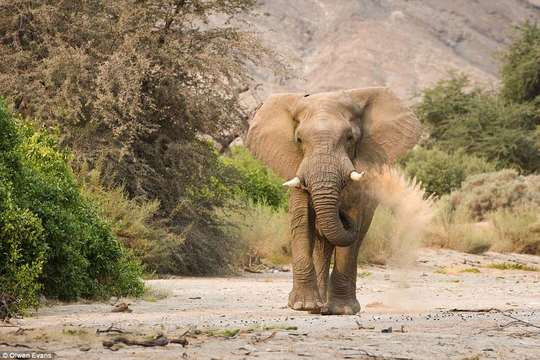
428 199 539 255
427 201 493 254
486 262 538 272
142 284 173 302
460 268 481 274
226 200 291 266
78 163 164 258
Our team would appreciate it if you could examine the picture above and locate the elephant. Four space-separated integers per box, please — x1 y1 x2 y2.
245 88 421 315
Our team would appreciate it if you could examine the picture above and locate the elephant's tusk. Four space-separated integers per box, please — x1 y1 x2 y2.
282 177 301 188
350 171 365 181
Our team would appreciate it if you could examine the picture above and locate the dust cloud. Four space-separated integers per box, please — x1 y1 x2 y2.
366 166 435 268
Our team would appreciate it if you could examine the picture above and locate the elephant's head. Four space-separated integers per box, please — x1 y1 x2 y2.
246 88 421 247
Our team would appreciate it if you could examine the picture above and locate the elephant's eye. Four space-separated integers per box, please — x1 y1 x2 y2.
296 136 302 144
346 134 354 142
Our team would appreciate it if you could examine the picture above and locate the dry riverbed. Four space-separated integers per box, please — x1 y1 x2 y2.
1 248 539 359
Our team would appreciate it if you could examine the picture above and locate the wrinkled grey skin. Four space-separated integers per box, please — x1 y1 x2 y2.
246 88 421 315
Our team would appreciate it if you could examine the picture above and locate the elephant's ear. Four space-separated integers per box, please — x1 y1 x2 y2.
245 94 303 180
345 87 421 166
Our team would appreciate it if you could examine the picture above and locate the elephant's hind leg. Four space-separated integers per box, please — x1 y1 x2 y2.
321 241 362 315
313 235 334 302
309 234 334 314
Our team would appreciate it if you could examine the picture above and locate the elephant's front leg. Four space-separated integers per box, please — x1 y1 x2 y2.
288 188 323 311
322 206 375 315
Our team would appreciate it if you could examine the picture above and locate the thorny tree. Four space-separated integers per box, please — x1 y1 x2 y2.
0 0 281 274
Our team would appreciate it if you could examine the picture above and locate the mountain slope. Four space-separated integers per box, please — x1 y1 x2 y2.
244 0 540 103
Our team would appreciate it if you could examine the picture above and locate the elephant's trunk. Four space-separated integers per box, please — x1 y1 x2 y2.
301 154 358 247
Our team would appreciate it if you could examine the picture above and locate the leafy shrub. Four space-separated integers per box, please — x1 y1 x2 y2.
448 170 540 220
222 146 287 209
400 147 496 197
416 73 539 173
0 102 143 315
0 200 46 317
500 21 540 104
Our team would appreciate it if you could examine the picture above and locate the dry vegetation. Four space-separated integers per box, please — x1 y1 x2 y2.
223 200 290 266
428 171 540 255
233 166 540 268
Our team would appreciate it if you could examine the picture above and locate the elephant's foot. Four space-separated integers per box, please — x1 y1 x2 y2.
321 298 360 315
288 284 323 311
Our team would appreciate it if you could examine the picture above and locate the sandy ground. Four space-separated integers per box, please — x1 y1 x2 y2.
1 248 539 360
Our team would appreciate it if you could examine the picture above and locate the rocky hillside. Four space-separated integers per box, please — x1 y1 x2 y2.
243 0 540 104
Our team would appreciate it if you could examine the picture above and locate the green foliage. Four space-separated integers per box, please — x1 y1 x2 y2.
0 102 143 316
0 204 46 317
414 22 540 258
0 0 283 277
415 73 478 132
0 101 47 316
416 73 539 173
500 21 540 104
222 146 287 209
400 147 496 196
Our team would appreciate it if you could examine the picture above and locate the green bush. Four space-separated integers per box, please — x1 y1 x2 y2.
0 200 46 318
500 21 540 104
221 146 287 209
448 169 540 221
0 101 143 316
416 73 539 173
400 147 496 196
